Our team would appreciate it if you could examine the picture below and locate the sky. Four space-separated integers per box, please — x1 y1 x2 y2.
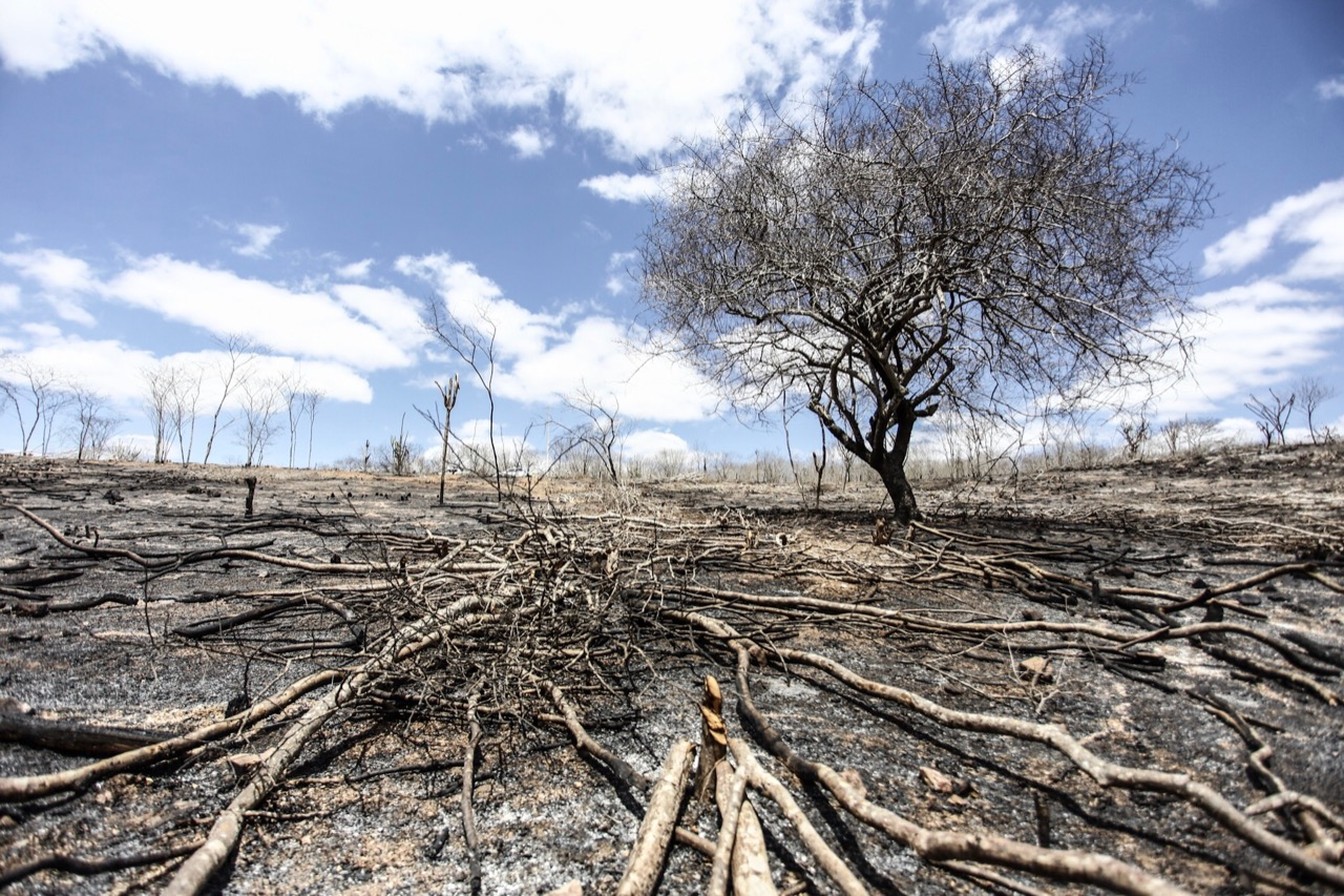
1 0 1342 469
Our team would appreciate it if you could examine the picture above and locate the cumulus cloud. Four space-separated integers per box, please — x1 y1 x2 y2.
335 258 373 280
506 125 552 158
622 428 693 460
604 251 638 296
1202 177 1344 279
0 283 21 312
102 255 417 369
1 329 376 431
330 283 428 352
398 251 718 423
233 222 284 258
580 172 662 203
923 0 1121 60
0 0 880 158
0 247 98 325
0 331 158 403
1317 76 1344 101
396 252 563 361
499 317 719 422
1180 280 1344 406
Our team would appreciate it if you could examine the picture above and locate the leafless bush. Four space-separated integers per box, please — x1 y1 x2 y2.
105 440 145 462
1117 414 1150 459
70 388 121 463
1159 415 1224 456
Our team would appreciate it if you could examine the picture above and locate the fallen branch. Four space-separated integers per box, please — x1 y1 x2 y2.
0 710 174 757
461 688 484 896
616 739 694 896
0 667 343 802
164 594 501 896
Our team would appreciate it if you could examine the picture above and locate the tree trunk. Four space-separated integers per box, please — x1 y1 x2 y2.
879 459 919 526
878 399 920 525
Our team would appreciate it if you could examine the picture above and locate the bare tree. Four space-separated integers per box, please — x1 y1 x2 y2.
70 387 121 462
1295 376 1337 445
1245 389 1296 447
202 336 254 466
167 363 203 465
1 358 69 456
555 390 623 486
278 374 307 469
38 389 74 457
1159 417 1185 455
1117 413 1150 460
297 390 322 468
416 375 461 504
639 43 1212 523
424 302 505 500
143 366 173 463
238 377 280 466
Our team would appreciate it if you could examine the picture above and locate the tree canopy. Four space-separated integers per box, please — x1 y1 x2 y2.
639 43 1213 521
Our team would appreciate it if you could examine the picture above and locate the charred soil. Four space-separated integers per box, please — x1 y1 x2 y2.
1 447 1343 895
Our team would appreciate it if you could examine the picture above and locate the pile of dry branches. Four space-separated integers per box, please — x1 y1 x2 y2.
2 466 1343 894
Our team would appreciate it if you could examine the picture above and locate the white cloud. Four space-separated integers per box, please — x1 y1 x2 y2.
604 251 638 296
449 417 533 466
1 330 159 403
621 428 692 459
1317 76 1344 101
1284 200 1344 281
233 222 284 258
0 0 880 157
194 351 373 405
506 125 552 158
924 0 1119 61
0 283 20 312
396 252 562 360
102 254 415 369
336 258 373 280
1151 279 1344 416
0 247 98 325
397 251 718 423
2 327 376 415
1202 178 1344 279
498 317 720 423
0 247 96 293
331 283 428 351
580 172 662 203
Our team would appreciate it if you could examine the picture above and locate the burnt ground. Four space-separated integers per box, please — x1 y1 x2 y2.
0 446 1342 895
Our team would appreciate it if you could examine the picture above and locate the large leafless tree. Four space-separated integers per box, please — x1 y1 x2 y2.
640 43 1212 522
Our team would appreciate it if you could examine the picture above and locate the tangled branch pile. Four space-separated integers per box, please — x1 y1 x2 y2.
1 457 1343 894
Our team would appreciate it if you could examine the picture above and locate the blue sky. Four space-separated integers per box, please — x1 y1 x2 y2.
1 0 1342 468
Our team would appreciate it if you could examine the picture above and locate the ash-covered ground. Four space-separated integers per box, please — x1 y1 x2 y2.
2 447 1342 894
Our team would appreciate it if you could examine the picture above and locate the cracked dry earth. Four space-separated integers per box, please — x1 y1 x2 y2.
1 446 1343 895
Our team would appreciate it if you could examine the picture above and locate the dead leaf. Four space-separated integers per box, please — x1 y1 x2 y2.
1019 656 1055 684
920 765 954 793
